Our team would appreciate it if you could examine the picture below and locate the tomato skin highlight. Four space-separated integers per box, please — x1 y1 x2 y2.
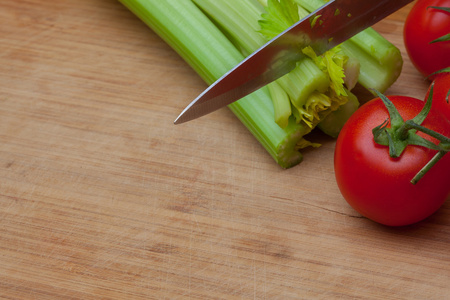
334 96 450 226
403 0 450 78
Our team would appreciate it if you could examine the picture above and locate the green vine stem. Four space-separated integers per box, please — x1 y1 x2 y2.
411 151 447 184
404 120 450 148
372 86 450 185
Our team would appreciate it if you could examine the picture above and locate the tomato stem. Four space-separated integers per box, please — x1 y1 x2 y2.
405 120 450 146
372 87 450 184
427 67 450 79
427 6 450 13
411 151 447 184
397 123 410 140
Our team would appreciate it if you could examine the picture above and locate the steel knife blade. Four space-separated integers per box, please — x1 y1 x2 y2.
174 0 413 124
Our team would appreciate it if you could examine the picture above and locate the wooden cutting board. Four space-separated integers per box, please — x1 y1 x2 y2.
1 1 448 299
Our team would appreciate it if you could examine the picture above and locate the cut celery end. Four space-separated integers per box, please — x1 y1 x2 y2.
340 41 402 93
294 0 403 93
318 91 359 138
229 91 311 168
119 0 308 168
291 90 348 128
343 56 360 91
277 58 330 109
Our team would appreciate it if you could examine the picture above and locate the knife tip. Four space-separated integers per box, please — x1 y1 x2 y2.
173 113 186 125
173 116 181 125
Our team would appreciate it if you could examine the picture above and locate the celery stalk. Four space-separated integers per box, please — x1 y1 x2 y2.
193 0 266 57
317 90 359 137
193 0 296 126
267 82 292 129
194 0 347 121
277 58 330 110
120 0 402 168
294 0 403 93
193 0 353 132
119 0 311 168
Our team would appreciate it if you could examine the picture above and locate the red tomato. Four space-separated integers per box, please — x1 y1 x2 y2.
425 70 450 120
403 0 450 78
334 96 450 226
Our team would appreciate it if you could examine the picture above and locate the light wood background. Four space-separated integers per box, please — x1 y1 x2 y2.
1 1 448 299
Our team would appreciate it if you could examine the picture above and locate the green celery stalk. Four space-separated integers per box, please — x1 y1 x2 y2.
190 0 294 127
192 0 353 131
294 0 403 93
276 58 330 110
119 0 311 168
267 82 292 129
317 91 359 137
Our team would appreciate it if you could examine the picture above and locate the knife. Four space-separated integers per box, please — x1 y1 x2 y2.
174 0 413 125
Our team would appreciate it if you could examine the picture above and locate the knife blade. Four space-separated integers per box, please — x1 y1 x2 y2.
174 0 413 124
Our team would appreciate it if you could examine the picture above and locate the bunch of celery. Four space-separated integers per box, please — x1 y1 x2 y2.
192 0 362 136
119 0 403 168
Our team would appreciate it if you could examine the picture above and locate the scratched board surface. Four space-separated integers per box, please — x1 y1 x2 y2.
0 1 449 299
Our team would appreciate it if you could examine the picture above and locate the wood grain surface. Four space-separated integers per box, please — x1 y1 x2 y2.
1 1 449 299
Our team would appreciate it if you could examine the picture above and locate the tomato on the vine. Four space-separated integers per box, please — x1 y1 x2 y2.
403 0 450 78
334 95 450 226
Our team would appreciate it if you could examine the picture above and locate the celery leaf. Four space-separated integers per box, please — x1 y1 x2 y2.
303 46 348 97
258 0 300 40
